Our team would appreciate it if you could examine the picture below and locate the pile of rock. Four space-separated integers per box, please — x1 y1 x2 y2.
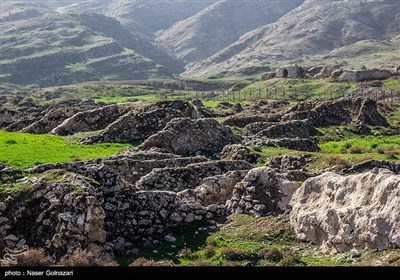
282 97 388 127
135 160 252 192
256 120 311 139
226 167 299 217
52 104 131 136
86 108 183 144
267 155 307 171
142 118 241 156
220 144 259 164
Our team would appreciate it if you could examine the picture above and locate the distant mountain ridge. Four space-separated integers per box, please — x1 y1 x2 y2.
1 0 399 86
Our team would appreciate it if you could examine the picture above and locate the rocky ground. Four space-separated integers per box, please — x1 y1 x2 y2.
0 86 399 266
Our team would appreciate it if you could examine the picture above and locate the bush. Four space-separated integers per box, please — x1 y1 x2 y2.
16 249 51 266
385 150 399 160
178 248 193 258
259 247 283 262
349 146 363 154
281 251 303 266
376 147 385 154
129 258 173 267
371 143 378 149
58 249 116 266
339 147 348 154
327 156 351 170
203 245 215 258
220 247 250 261
343 143 352 149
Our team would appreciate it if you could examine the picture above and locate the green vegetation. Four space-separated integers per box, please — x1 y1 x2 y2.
0 131 130 169
123 214 398 266
253 134 400 172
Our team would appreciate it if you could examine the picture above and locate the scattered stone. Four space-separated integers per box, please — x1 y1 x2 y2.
164 235 177 243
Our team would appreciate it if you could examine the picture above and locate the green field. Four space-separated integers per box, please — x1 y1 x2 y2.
0 131 130 169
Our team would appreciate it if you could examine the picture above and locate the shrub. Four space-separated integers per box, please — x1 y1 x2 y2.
339 147 348 154
178 248 193 258
376 147 385 154
281 251 303 266
129 258 173 267
58 249 116 266
259 247 283 262
16 248 51 266
385 150 399 160
327 156 351 170
203 245 215 258
220 247 248 261
370 143 378 149
349 146 363 154
343 143 352 149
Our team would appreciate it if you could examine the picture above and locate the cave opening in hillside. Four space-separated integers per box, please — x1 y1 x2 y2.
283 69 288 78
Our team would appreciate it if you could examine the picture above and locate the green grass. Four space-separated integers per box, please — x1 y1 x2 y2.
319 135 400 154
382 78 400 92
0 131 130 169
253 134 400 172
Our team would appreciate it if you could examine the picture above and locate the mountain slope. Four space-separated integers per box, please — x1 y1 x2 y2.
155 0 304 64
185 0 400 78
0 2 183 87
58 0 217 37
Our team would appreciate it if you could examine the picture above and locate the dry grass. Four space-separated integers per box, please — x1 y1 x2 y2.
259 247 283 262
129 258 173 267
220 247 248 261
58 249 116 266
326 156 352 170
16 248 51 266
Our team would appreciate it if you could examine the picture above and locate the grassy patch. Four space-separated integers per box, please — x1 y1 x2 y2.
0 131 130 169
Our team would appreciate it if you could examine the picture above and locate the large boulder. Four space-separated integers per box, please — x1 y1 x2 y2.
85 108 183 144
142 118 241 156
282 97 388 127
226 167 299 217
52 104 130 136
290 168 400 252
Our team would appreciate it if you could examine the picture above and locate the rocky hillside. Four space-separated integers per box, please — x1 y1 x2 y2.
0 2 183 87
57 0 217 37
185 0 400 77
0 88 399 265
2 0 399 86
155 0 304 64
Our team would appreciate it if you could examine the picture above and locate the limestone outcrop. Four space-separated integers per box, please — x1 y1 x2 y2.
290 169 400 252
